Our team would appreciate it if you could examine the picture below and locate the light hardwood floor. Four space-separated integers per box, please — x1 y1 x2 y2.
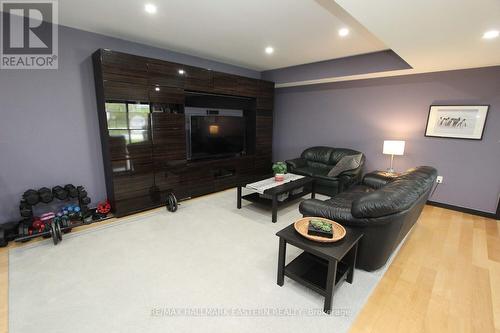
349 205 500 333
1 205 498 333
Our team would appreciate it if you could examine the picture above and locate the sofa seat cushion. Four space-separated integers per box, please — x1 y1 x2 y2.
306 161 332 170
293 166 329 177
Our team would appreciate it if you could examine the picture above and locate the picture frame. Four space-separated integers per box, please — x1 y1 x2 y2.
424 105 489 140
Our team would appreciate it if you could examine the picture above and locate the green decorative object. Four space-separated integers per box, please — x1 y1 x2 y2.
310 219 333 232
272 162 287 175
307 219 334 238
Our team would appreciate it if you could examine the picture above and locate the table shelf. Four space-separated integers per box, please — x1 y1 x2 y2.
241 190 310 207
284 252 349 296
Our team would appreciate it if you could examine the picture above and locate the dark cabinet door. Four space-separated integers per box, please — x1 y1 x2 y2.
213 72 238 95
237 77 261 97
149 86 185 104
148 61 185 88
102 66 149 86
108 140 152 161
213 156 256 191
257 80 275 109
154 162 214 200
183 65 213 92
151 113 188 198
255 115 273 156
101 50 149 86
111 158 154 200
260 80 275 97
103 81 149 102
101 50 148 72
151 113 186 161
254 154 272 176
113 195 157 217
256 96 274 110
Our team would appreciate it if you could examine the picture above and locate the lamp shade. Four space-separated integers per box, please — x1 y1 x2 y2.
383 140 405 156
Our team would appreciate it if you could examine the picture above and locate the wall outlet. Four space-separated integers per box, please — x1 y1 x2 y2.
436 176 443 184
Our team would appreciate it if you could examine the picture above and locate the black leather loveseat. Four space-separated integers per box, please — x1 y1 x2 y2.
299 166 437 271
286 146 365 196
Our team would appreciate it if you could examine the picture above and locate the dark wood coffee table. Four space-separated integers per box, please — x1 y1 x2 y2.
276 223 363 313
237 176 315 223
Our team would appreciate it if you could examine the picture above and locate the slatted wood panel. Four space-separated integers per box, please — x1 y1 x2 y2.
103 81 149 101
148 86 184 104
183 65 213 92
237 77 261 97
101 49 148 77
213 72 239 95
151 113 186 161
147 60 185 88
255 115 273 156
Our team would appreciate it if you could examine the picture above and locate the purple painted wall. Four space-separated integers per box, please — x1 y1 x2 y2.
262 50 411 85
272 66 500 213
0 25 260 223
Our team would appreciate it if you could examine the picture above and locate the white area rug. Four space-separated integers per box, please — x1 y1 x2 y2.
9 189 394 333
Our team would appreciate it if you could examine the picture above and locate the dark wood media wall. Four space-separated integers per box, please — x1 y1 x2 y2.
92 49 274 217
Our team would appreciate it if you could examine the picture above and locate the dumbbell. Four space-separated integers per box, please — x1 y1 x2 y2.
80 205 89 214
64 184 78 198
77 186 88 199
54 216 70 228
166 192 178 212
23 189 39 206
38 187 53 204
50 220 62 245
79 197 91 205
17 220 32 239
52 186 68 200
19 201 33 218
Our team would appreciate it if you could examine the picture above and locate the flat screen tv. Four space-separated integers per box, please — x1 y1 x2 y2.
189 115 246 160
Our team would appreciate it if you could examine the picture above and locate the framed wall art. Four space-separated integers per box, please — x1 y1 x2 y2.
424 105 489 140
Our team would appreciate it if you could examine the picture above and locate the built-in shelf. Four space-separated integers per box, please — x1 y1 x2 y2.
93 48 274 217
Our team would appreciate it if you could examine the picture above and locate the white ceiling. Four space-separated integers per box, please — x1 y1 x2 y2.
332 0 500 75
58 0 387 71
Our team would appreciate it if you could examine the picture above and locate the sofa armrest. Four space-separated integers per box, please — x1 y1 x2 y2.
299 199 370 227
338 165 364 192
299 199 344 220
362 171 398 189
286 158 307 170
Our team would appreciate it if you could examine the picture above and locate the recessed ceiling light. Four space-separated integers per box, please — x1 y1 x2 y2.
265 46 274 55
178 69 185 75
338 28 350 37
482 30 499 39
144 4 157 14
155 86 160 92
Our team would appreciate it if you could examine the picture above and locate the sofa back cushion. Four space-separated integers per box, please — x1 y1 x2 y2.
351 166 437 218
301 146 333 165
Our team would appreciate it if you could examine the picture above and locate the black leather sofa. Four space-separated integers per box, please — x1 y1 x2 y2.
299 166 437 271
286 146 365 196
